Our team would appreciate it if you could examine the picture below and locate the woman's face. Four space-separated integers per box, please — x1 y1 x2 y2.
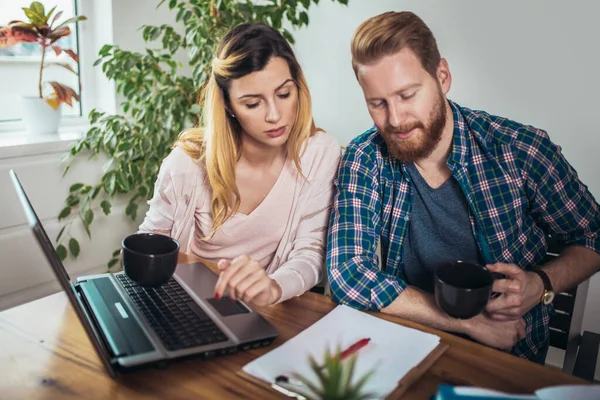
227 56 298 151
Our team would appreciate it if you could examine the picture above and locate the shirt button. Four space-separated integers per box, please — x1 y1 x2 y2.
395 256 400 261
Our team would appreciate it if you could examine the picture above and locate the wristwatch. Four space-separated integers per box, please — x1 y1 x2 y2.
531 269 555 305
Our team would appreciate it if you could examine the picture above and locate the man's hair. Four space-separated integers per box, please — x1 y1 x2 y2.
351 11 441 78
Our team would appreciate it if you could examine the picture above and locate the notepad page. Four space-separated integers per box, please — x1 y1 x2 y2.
242 304 441 399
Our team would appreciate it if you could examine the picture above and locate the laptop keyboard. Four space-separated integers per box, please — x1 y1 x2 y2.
116 274 229 351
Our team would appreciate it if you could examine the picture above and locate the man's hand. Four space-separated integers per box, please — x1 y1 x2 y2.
214 255 282 307
485 263 544 321
464 312 527 351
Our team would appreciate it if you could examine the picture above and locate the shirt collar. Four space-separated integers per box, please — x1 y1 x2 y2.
446 99 471 168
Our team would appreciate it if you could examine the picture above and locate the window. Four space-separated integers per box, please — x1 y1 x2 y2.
0 0 82 123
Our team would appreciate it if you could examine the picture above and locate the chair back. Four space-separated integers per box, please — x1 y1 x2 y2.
546 234 590 373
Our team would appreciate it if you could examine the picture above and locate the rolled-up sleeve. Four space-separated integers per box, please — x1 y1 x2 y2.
326 145 408 311
524 131 600 254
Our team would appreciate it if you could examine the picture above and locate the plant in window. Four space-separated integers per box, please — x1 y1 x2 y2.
0 1 86 133
55 0 349 267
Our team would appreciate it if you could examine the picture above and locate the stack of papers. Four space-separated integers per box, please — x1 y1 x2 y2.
242 305 442 399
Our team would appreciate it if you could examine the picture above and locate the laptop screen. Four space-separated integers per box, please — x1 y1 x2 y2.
9 169 116 378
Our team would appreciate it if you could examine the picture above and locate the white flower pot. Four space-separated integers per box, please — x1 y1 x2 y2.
21 96 61 135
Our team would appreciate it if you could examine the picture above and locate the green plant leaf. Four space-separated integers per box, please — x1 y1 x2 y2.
58 206 71 220
68 238 80 257
66 194 79 207
84 209 94 225
299 11 309 25
69 183 84 192
117 171 130 192
79 194 90 215
53 15 87 31
117 141 134 152
30 2 45 16
108 258 120 268
91 185 101 199
98 44 113 56
56 244 67 261
104 173 117 195
125 202 139 220
100 200 112 216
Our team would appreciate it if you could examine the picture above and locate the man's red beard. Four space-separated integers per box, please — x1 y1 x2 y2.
380 91 447 163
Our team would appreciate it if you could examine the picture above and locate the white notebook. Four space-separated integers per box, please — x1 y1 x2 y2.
242 305 441 399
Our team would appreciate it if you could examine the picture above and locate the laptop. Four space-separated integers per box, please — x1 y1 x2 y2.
9 170 279 377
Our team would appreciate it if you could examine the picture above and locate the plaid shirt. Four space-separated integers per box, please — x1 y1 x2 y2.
327 100 600 360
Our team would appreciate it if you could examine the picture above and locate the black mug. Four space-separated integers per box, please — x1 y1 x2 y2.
121 233 180 287
434 260 504 319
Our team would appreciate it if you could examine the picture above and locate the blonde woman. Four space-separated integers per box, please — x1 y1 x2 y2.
139 23 341 307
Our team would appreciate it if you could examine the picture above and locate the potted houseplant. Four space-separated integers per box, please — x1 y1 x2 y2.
289 345 375 400
0 1 86 135
55 0 349 266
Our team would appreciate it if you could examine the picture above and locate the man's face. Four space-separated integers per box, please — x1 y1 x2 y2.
356 48 451 163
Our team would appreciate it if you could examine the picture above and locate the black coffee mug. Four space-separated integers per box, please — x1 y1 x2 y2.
434 260 504 319
121 233 180 287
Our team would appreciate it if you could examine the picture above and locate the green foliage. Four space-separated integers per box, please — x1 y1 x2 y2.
291 345 375 400
57 0 349 268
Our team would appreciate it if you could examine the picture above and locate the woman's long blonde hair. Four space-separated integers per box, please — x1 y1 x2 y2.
176 23 319 238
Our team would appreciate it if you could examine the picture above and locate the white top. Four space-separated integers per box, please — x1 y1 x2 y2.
138 131 341 302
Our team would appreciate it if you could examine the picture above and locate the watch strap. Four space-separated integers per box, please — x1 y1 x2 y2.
531 268 553 292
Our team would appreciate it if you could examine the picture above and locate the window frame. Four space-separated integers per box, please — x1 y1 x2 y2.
0 0 116 140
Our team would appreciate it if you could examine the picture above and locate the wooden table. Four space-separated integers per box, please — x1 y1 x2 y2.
0 254 587 399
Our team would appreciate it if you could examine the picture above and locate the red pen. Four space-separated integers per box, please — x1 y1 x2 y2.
318 338 371 369
340 337 371 361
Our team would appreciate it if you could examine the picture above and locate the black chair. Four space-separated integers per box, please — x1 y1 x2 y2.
545 234 599 381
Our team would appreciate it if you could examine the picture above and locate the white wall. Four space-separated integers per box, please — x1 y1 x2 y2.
292 0 600 197
290 0 600 376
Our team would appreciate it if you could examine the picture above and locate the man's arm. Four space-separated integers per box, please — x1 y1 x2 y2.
542 246 600 293
383 286 526 351
532 132 600 285
381 286 464 331
487 246 600 320
326 143 406 310
486 130 600 320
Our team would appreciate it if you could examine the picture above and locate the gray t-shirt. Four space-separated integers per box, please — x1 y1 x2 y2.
402 163 484 293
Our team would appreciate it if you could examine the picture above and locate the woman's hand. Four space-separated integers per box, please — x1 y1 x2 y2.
214 255 282 307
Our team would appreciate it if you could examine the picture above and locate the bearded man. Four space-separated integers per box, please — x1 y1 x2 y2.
326 11 600 364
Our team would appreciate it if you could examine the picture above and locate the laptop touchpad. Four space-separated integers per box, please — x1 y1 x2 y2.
207 297 250 317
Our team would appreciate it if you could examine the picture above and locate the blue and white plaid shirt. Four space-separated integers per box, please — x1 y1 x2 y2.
327 100 600 360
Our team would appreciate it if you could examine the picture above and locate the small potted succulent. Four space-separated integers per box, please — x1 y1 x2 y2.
0 1 86 134
289 346 375 400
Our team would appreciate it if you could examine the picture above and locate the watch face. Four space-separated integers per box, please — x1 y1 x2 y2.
542 291 555 305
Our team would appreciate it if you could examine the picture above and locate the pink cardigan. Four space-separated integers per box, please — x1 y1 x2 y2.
138 131 341 302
